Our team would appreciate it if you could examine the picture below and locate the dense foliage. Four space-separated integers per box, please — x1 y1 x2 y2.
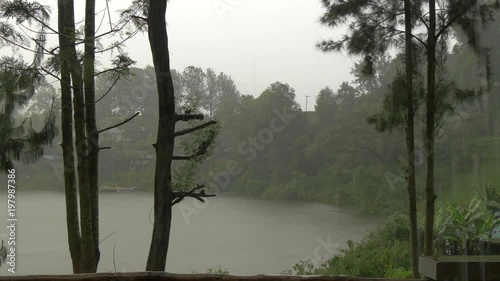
0 0 57 172
283 184 500 278
282 214 414 278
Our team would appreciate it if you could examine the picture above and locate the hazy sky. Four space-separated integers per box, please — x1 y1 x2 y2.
163 0 356 110
3 0 357 111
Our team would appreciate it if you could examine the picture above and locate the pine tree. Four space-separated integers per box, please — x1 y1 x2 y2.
318 0 499 272
0 1 56 173
3 0 141 272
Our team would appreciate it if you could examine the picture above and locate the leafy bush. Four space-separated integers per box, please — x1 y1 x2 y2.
283 214 412 278
433 184 500 255
284 188 500 278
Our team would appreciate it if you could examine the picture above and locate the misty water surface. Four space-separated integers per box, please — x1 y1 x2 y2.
0 191 381 275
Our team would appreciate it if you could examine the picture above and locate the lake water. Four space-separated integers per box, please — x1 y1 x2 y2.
0 191 382 275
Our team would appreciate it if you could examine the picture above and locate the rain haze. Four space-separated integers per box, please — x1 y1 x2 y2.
4 0 355 109
1 0 500 279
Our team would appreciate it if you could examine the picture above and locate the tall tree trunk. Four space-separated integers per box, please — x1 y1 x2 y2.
486 55 497 136
63 0 95 272
403 0 419 277
57 0 82 273
84 0 100 271
487 93 497 135
424 0 437 257
146 0 176 271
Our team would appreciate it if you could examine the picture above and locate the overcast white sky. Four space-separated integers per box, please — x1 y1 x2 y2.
3 0 357 111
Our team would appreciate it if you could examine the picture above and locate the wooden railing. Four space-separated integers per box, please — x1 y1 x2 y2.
0 273 415 281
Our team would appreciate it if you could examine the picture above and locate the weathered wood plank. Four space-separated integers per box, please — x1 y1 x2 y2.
0 273 415 281
419 255 500 281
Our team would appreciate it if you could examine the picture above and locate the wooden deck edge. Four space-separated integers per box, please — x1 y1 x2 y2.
0 272 417 281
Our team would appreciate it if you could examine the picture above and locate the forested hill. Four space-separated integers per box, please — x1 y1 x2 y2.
17 25 500 215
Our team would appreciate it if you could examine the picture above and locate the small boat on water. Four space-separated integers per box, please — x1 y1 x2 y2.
99 185 137 193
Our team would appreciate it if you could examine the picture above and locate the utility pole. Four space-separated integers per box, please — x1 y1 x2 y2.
305 96 310 111
252 54 257 95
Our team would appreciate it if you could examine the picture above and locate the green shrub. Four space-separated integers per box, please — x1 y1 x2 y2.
433 184 500 255
385 267 413 279
284 215 412 278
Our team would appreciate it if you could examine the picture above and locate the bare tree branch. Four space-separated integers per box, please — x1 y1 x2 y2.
106 0 113 31
176 113 204 122
172 148 207 161
172 120 217 138
19 25 56 56
50 29 117 54
436 13 464 40
94 62 135 77
24 11 59 37
49 8 139 54
98 112 140 134
40 66 72 88
93 27 142 55
378 25 428 49
416 13 430 31
171 184 216 206
93 76 120 105
131 15 148 22
98 231 118 245
0 35 38 53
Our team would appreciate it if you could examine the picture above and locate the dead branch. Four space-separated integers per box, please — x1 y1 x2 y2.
171 184 216 206
93 27 142 55
40 66 72 89
176 113 204 122
172 152 205 161
98 112 140 134
23 28 57 56
49 8 140 54
93 76 120 105
94 62 136 77
172 155 196 161
172 120 217 138
131 15 148 22
173 141 210 161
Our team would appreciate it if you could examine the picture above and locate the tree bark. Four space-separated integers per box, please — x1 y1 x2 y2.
424 0 437 257
57 0 82 273
84 0 100 272
403 0 419 278
63 0 95 272
146 0 176 271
